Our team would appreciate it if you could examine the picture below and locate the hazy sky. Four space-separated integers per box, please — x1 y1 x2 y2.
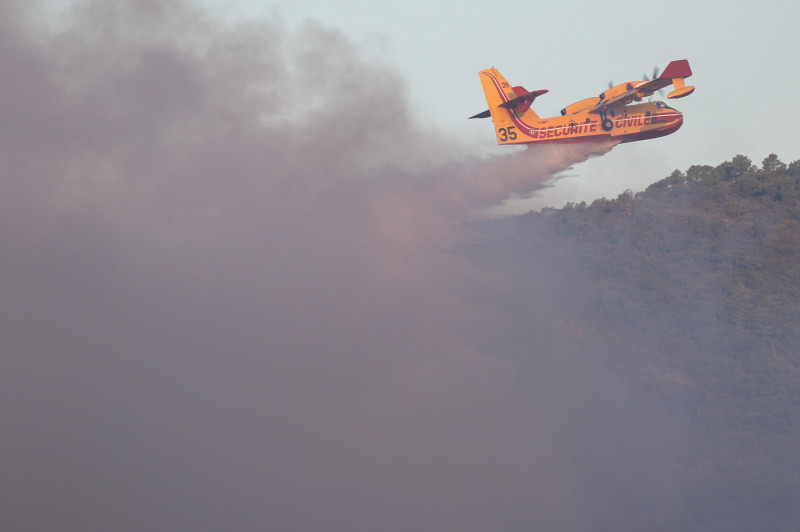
222 0 800 209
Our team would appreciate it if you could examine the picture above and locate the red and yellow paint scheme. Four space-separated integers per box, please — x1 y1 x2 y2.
470 59 694 145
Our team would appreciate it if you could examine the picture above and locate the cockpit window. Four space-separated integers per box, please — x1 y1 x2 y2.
655 102 675 110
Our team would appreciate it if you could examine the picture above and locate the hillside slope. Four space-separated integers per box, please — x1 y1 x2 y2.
470 154 800 530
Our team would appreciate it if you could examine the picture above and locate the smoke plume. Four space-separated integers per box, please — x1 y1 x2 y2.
1 1 679 530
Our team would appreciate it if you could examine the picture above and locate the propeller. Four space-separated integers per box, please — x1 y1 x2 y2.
642 65 665 100
643 65 660 81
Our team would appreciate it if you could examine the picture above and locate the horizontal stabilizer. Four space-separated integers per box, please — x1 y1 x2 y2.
470 88 547 119
498 89 549 109
468 109 492 119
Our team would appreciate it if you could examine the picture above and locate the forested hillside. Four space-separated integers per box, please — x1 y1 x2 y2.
471 154 800 531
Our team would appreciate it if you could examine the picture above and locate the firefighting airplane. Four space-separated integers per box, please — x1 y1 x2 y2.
470 59 694 145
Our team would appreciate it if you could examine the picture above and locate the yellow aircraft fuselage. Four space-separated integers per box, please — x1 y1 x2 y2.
473 60 693 146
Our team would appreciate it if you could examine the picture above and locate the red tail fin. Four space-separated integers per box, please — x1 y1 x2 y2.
659 59 692 80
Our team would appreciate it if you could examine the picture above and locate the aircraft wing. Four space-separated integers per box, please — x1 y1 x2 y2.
632 77 675 97
591 59 694 114
589 87 640 114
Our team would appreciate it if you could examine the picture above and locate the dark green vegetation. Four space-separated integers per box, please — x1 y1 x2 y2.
471 155 800 531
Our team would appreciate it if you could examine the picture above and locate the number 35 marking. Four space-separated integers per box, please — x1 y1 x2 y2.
498 126 517 141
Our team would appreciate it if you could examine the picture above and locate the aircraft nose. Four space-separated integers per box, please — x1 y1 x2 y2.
667 110 683 133
656 108 682 130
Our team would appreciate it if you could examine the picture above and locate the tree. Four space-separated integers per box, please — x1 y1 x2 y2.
762 153 786 172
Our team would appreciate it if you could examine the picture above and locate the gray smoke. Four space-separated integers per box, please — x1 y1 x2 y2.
0 1 681 530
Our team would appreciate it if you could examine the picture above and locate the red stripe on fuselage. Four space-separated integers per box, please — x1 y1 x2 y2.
618 119 682 143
